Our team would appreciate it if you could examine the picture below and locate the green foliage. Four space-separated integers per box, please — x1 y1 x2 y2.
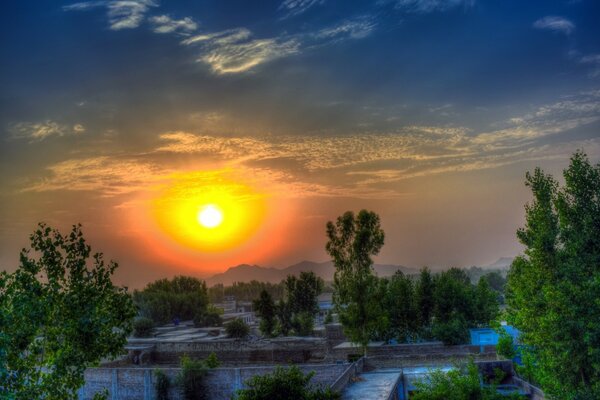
154 369 171 400
204 352 220 369
326 210 386 353
177 355 208 400
324 310 333 324
495 329 516 360
233 365 340 400
133 276 209 325
431 314 469 346
285 272 324 316
0 224 136 400
208 281 285 303
506 151 600 399
384 271 418 342
253 289 277 337
193 304 222 327
133 317 155 337
276 299 293 336
292 312 315 336
412 361 524 400
225 318 250 339
415 267 435 335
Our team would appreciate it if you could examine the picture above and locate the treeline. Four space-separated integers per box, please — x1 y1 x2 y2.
208 281 286 303
253 271 324 337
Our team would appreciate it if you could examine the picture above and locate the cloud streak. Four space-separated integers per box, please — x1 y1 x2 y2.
149 15 197 34
9 121 85 142
533 16 575 35
64 0 158 30
381 0 475 13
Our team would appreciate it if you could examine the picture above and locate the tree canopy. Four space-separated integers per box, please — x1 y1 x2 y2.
506 151 600 399
0 224 135 400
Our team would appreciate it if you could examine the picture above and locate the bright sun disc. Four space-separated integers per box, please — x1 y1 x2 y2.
197 204 223 228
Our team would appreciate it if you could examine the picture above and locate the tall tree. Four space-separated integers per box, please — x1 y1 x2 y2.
325 210 386 354
385 271 417 342
253 290 277 337
506 151 600 399
415 267 435 336
0 224 136 399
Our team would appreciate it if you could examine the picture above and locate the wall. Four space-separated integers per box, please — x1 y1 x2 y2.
79 362 350 400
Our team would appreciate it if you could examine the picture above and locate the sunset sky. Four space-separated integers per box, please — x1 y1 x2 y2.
1 0 600 288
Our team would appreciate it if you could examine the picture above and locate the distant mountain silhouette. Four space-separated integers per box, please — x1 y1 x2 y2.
205 260 419 286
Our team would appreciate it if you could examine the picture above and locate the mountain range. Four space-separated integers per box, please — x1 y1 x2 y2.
204 258 513 286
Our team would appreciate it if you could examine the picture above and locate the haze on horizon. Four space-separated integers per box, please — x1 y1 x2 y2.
1 0 600 288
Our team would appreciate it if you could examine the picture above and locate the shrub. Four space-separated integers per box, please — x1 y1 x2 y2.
177 355 208 400
154 369 170 400
193 305 222 327
225 318 250 339
233 366 340 400
292 312 314 336
133 317 155 338
205 352 220 369
432 315 469 345
496 329 516 360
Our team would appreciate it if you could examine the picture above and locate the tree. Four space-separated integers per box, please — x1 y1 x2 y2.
194 304 222 327
233 366 340 400
326 210 386 354
415 267 435 337
506 151 600 399
285 272 324 316
225 318 250 339
0 224 136 399
176 354 219 400
133 276 209 325
412 360 524 400
253 290 277 337
384 271 417 342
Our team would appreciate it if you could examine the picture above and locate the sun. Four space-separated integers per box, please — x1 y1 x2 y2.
197 204 223 228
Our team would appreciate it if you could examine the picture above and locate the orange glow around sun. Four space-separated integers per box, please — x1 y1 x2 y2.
150 171 267 253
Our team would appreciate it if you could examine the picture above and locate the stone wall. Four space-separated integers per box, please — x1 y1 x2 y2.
80 362 350 400
513 376 545 400
128 337 329 365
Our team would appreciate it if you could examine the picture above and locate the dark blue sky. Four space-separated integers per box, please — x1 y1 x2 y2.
1 0 599 285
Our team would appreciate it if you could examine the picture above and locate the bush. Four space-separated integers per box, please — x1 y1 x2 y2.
431 315 469 345
292 312 314 336
154 369 170 400
194 305 222 327
225 318 250 339
233 366 340 400
177 355 208 400
496 329 516 360
205 352 220 369
133 317 155 338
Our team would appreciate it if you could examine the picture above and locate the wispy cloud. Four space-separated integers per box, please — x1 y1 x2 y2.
63 0 158 30
579 54 600 78
381 0 475 13
9 121 85 142
313 16 377 40
182 28 300 74
533 16 575 35
149 15 197 34
279 0 324 18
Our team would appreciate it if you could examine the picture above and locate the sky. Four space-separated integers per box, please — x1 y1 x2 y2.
1 0 600 288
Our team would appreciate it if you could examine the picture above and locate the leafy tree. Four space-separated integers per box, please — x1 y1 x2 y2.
506 151 600 399
326 210 386 354
473 278 499 326
0 224 136 400
412 360 524 400
384 271 417 342
292 312 315 337
415 267 435 337
193 304 222 327
275 299 293 336
177 355 208 400
133 317 155 337
233 365 340 400
133 276 209 325
495 329 516 360
285 272 324 316
253 290 277 337
154 369 171 400
482 271 506 294
225 318 250 339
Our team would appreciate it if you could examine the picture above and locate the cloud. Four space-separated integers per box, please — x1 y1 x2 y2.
382 0 475 13
279 0 324 18
9 121 85 142
533 16 575 35
579 54 600 78
182 28 300 74
313 16 377 40
149 15 197 34
63 0 158 30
